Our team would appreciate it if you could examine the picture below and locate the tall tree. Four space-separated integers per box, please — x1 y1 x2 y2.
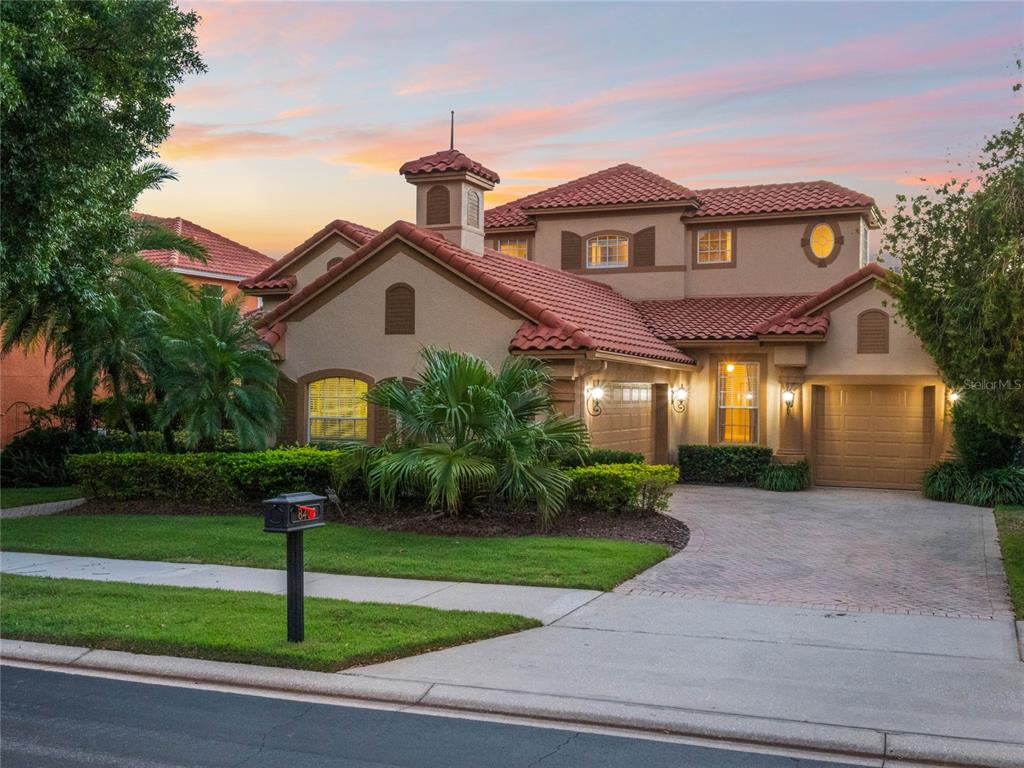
0 0 204 303
883 83 1024 437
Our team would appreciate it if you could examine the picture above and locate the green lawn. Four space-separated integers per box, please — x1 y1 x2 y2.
995 505 1024 619
0 485 81 509
1 574 537 671
0 514 669 590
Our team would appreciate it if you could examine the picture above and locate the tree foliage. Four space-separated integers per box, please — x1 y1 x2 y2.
0 0 204 303
882 82 1024 436
340 349 589 523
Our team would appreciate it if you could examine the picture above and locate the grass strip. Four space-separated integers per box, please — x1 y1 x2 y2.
994 505 1024 619
0 514 668 590
0 486 81 509
0 574 539 671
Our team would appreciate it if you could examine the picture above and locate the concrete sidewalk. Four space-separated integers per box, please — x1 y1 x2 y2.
0 551 600 624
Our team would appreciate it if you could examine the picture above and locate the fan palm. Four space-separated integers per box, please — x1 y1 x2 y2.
341 348 588 523
156 286 281 450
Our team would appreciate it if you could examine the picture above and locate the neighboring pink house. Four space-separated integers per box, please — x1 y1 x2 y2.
0 216 274 446
246 148 946 490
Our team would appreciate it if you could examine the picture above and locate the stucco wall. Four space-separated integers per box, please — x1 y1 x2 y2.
806 285 936 376
292 235 358 290
532 210 687 299
279 243 524 384
682 215 864 297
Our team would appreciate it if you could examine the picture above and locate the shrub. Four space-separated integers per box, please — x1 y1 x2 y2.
756 461 810 492
560 448 645 468
69 448 340 503
566 464 678 515
1 428 97 486
923 460 1024 506
951 398 1022 473
677 445 773 485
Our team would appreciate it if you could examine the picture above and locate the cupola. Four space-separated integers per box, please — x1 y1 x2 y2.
399 147 499 255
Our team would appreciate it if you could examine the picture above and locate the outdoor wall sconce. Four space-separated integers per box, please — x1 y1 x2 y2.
781 387 796 415
725 362 736 373
669 386 688 414
586 385 605 416
948 390 960 404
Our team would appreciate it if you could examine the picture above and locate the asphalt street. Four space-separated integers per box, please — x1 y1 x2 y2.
0 665 868 767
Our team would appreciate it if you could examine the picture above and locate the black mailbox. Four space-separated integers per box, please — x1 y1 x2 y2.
263 492 326 533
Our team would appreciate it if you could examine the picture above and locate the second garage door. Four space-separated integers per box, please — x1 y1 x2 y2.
589 383 655 462
812 384 935 490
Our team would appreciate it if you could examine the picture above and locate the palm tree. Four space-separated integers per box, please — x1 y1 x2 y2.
156 285 281 450
341 348 588 523
1 163 206 435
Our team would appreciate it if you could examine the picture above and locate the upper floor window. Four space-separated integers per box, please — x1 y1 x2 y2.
859 219 870 267
586 233 629 269
466 190 481 228
697 229 733 265
809 223 835 259
803 221 842 266
308 377 368 442
495 238 529 259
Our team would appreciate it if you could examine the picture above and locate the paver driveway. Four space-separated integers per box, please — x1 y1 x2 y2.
618 485 1013 618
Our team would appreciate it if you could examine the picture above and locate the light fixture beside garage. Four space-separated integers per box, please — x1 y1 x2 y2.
948 390 960 403
585 385 605 416
669 386 688 414
781 387 796 415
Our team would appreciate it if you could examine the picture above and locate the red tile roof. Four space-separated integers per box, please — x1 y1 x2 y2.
136 214 274 279
399 149 500 184
635 294 820 341
486 168 874 230
687 181 875 219
259 220 694 366
239 219 378 290
244 275 296 292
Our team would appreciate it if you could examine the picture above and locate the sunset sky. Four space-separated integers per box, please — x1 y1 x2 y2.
138 1 1024 257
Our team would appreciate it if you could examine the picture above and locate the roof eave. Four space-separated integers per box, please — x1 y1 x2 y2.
682 205 876 225
523 199 700 217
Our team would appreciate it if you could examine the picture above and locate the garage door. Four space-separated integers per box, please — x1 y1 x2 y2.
812 385 935 490
589 383 655 462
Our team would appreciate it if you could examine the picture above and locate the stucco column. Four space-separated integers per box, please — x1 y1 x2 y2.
776 366 806 462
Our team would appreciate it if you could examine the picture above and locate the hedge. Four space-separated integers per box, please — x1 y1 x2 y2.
560 448 645 468
566 464 678 515
677 445 773 485
69 448 339 503
756 461 811 492
922 460 1024 507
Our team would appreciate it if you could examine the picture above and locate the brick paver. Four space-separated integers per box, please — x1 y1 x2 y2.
618 486 1014 619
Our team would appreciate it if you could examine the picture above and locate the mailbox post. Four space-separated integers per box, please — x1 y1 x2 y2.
263 491 325 642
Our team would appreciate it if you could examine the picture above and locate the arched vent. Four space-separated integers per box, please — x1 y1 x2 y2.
466 190 481 228
857 309 889 354
385 283 415 335
425 185 450 225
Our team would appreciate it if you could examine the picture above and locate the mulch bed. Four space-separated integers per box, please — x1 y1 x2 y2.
70 499 690 551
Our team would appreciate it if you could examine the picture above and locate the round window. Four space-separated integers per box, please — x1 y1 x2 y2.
809 223 835 259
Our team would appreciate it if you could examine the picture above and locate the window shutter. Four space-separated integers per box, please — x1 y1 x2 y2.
372 404 394 444
561 231 582 270
857 310 889 353
385 284 415 335
426 186 450 225
634 227 656 267
277 376 298 444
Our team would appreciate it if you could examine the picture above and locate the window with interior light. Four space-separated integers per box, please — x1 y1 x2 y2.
809 223 835 259
696 229 733 264
495 238 529 259
717 362 759 444
586 234 629 269
308 377 368 442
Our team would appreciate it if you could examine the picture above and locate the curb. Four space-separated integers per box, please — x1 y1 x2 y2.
1 498 85 519
3 639 1022 768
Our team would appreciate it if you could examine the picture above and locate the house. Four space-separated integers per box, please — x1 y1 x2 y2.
0 216 274 446
244 149 946 490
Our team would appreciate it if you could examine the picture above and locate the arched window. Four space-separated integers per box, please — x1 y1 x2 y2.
857 309 889 354
585 233 629 269
466 190 481 228
385 283 415 334
307 377 368 442
426 185 450 225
